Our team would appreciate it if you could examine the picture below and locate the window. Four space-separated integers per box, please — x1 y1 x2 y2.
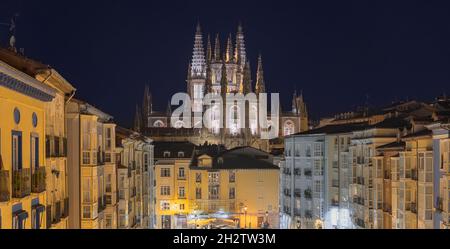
195 173 201 183
30 135 39 169
229 187 235 199
163 151 171 158
178 187 185 198
178 151 184 157
105 214 112 228
83 179 91 203
153 120 165 127
208 186 220 200
160 186 170 196
161 215 171 229
314 143 323 157
161 168 170 177
208 172 220 184
229 171 235 183
180 204 185 210
160 201 170 210
283 121 295 136
105 128 112 150
82 152 90 165
196 187 202 199
83 206 90 219
144 154 149 171
12 131 22 170
178 167 185 179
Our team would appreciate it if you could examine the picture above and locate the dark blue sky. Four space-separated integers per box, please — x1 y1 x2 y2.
1 0 450 127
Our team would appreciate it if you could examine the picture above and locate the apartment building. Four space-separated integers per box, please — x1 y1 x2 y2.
428 121 450 229
66 99 116 229
115 127 153 229
153 141 195 229
282 123 365 229
0 55 55 229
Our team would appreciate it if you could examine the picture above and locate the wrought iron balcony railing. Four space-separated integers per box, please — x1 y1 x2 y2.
0 169 10 202
31 167 46 193
12 168 31 198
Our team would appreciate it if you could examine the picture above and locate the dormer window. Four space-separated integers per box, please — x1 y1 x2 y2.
178 151 184 158
163 151 171 158
217 157 224 164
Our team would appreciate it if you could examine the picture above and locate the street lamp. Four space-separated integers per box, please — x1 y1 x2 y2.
244 206 248 229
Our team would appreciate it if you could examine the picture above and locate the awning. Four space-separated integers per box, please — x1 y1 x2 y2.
13 210 28 220
32 204 46 212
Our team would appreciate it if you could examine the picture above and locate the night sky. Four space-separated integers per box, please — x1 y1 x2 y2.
1 0 450 127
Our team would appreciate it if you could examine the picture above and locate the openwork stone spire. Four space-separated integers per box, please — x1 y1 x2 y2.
234 23 246 66
226 33 234 62
214 34 221 62
255 54 266 95
191 22 206 78
242 61 252 94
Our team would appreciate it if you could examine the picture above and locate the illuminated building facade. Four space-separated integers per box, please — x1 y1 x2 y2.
115 127 154 229
66 99 116 229
0 54 55 229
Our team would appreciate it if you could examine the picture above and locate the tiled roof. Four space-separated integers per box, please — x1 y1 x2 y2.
292 122 368 136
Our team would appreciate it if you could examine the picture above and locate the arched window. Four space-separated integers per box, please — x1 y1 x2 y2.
250 105 258 135
173 120 185 129
229 105 240 135
284 120 295 136
153 120 165 127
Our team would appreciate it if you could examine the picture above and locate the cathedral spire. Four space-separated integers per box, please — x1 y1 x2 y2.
292 90 298 114
220 61 228 96
133 104 142 132
214 34 221 62
242 61 252 94
226 33 234 62
255 54 266 95
190 22 206 78
206 34 212 62
234 23 246 66
166 100 172 117
142 85 152 127
205 62 213 94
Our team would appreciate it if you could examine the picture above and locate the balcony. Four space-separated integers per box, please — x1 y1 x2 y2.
98 195 107 213
353 196 365 205
283 168 291 175
383 203 392 213
411 169 418 181
177 174 186 180
31 167 46 193
283 188 291 197
294 168 301 176
305 210 313 219
12 168 31 198
406 202 417 214
0 169 10 202
304 189 312 199
46 136 67 158
46 205 52 229
130 187 137 197
384 170 390 180
356 176 364 185
304 169 312 177
331 199 339 207
436 197 444 212
61 197 69 218
53 201 61 224
294 189 301 198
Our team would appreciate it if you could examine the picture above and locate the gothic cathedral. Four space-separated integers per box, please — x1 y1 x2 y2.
134 23 308 152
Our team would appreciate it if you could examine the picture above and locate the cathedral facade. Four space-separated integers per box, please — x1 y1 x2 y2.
134 23 308 151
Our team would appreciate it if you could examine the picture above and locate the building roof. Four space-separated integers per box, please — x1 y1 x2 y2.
153 141 196 159
376 141 405 150
190 146 278 170
401 129 432 139
292 122 368 136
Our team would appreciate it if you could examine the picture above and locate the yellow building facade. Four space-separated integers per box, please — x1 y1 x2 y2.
0 58 55 229
154 142 279 229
